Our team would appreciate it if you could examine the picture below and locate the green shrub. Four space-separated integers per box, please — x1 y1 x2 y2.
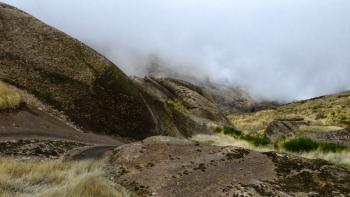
283 137 319 152
240 135 271 146
215 126 270 146
213 127 222 133
319 143 348 152
283 137 349 153
223 126 242 136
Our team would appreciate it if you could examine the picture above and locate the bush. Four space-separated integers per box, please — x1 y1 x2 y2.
240 135 270 146
213 127 222 133
319 143 348 152
214 126 270 146
223 126 242 136
283 137 319 152
283 137 349 153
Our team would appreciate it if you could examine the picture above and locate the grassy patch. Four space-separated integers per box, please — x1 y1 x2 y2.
223 126 242 136
214 126 270 146
240 135 270 146
298 125 343 133
0 157 128 197
160 98 187 113
229 91 350 134
282 137 319 152
0 82 21 110
192 134 350 169
283 137 348 153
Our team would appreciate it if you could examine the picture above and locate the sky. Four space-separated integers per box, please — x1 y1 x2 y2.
3 0 350 102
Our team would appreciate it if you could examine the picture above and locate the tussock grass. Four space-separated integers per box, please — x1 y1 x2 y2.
212 126 270 146
300 151 350 169
283 137 348 153
0 82 21 110
0 157 126 197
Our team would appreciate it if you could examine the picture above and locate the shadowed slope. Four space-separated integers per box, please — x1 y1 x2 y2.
0 3 155 139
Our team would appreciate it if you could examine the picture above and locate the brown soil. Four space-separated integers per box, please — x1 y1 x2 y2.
108 136 350 197
0 104 122 145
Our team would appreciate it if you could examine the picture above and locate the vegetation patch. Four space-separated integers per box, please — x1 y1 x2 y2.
160 97 187 113
298 125 343 133
192 134 350 168
0 82 21 110
229 91 350 134
214 126 270 146
283 137 348 153
0 158 128 197
239 135 271 146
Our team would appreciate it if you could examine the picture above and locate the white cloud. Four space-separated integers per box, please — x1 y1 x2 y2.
3 0 350 101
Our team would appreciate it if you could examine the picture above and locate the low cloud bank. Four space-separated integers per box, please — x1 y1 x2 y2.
4 0 350 101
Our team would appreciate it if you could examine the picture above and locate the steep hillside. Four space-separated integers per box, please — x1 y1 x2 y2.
0 3 155 139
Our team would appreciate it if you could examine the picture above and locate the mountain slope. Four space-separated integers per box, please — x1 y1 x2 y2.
0 3 155 139
230 91 350 134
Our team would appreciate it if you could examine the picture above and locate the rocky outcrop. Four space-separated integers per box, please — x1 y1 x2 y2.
0 139 86 159
0 3 155 139
264 118 310 140
143 59 258 114
109 136 350 196
133 75 231 126
265 118 350 146
303 128 350 146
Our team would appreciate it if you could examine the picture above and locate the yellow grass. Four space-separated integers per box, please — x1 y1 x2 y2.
298 125 343 133
191 134 274 152
0 158 127 197
0 82 21 110
299 151 350 168
229 91 350 134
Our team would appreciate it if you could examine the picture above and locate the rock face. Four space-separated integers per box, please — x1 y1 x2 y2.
0 139 86 159
0 3 155 139
133 75 231 126
264 118 310 140
265 118 350 145
109 136 350 197
302 128 350 146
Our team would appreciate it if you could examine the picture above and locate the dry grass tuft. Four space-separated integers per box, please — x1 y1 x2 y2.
192 134 273 152
0 82 21 110
0 157 127 197
299 151 350 168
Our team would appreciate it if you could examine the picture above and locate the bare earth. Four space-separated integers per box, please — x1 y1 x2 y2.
0 104 122 146
108 136 350 197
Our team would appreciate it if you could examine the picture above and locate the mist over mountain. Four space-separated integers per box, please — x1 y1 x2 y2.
4 0 350 102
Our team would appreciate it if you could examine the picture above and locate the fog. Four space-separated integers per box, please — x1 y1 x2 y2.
3 0 350 102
